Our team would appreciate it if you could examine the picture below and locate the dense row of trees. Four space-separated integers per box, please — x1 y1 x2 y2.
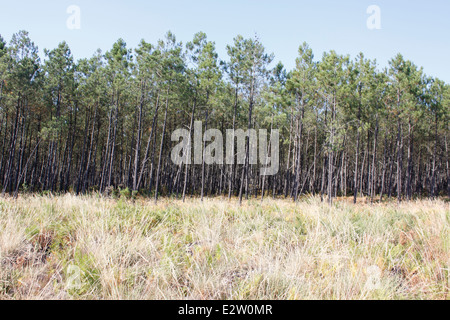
0 30 448 203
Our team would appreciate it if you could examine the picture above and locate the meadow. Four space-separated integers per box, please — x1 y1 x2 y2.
0 194 448 300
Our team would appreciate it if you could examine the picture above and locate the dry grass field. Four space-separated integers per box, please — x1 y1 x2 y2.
0 194 448 300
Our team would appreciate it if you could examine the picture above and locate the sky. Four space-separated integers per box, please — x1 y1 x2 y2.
0 0 449 82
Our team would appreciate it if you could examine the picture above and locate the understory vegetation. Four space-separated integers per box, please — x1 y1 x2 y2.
1 195 448 300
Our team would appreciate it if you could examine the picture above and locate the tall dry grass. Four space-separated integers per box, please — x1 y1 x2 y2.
0 194 448 300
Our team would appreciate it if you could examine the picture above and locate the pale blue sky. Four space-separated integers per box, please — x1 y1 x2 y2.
0 0 449 82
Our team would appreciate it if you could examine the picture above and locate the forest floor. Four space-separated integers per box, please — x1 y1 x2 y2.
0 194 448 300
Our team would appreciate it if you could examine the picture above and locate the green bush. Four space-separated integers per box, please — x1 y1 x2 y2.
120 187 131 199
